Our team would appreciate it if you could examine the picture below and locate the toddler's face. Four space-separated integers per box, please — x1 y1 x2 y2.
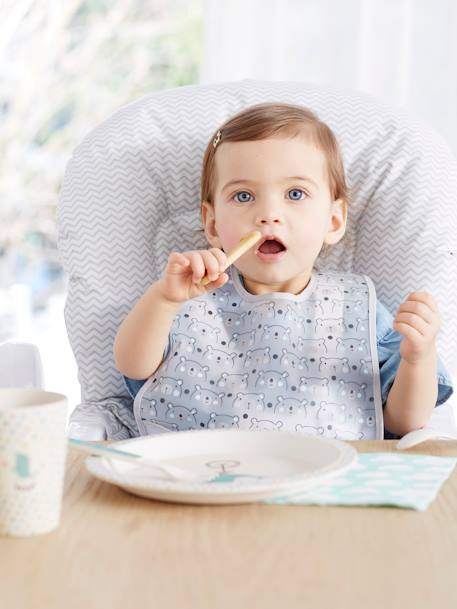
203 136 346 295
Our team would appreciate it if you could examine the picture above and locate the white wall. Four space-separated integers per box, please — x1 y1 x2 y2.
200 0 457 155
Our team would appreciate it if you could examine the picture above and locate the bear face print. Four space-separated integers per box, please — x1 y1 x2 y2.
336 338 367 354
301 299 324 317
355 318 368 332
208 287 232 306
207 413 240 429
331 299 363 315
174 357 209 381
351 300 364 314
283 304 301 324
244 347 271 368
171 333 196 355
296 337 327 355
350 286 369 298
295 423 339 438
296 423 322 435
315 318 346 335
335 429 365 440
215 372 249 391
255 370 289 391
364 410 376 427
142 418 179 433
191 385 225 409
359 359 371 375
215 308 247 329
162 403 198 431
249 418 283 431
317 401 346 423
139 397 159 419
251 301 276 323
150 376 183 397
261 324 291 346
187 318 221 342
187 299 209 317
228 329 256 350
298 377 329 397
274 396 308 416
343 405 364 426
280 349 308 371
202 345 238 369
337 380 367 401
232 392 266 412
318 356 350 375
316 278 344 295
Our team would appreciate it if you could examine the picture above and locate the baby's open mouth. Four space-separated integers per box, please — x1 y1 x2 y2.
254 234 287 261
257 239 286 254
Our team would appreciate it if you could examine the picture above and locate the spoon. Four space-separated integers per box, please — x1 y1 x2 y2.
396 427 457 450
68 438 201 482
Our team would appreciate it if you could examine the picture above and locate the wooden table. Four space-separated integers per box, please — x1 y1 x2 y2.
2 440 457 609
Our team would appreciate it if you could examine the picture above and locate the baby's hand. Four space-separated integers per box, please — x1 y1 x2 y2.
158 248 229 304
393 291 441 364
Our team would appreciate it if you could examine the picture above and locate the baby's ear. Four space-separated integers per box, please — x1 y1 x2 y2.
324 198 347 245
201 200 222 248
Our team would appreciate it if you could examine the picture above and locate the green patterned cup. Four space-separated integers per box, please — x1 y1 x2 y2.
0 389 68 536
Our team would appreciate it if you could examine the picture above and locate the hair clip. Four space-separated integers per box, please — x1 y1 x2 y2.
213 130 222 149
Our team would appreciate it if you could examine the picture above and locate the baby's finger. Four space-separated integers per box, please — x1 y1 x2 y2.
168 252 190 270
205 272 228 288
200 249 225 281
393 320 424 342
394 312 429 337
397 300 435 325
405 291 438 313
207 248 228 272
186 251 207 283
168 252 189 266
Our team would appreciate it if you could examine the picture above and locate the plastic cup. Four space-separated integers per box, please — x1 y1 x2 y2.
0 389 68 536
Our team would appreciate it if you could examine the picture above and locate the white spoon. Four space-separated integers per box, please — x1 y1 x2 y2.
68 438 201 482
396 428 457 450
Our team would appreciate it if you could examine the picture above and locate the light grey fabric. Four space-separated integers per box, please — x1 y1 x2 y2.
57 79 457 440
134 267 384 440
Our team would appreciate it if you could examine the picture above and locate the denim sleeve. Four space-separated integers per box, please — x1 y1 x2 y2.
123 376 147 399
122 334 172 399
376 299 454 438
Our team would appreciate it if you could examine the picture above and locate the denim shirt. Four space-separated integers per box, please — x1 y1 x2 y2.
124 298 454 440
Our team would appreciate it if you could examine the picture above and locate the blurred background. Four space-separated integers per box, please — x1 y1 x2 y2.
1 0 457 415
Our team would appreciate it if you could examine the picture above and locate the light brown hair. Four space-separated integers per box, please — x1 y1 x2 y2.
198 102 349 233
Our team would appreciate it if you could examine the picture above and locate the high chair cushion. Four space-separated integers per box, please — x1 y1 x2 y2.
57 79 457 440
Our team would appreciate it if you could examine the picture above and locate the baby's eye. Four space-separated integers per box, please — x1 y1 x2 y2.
234 191 253 203
287 188 307 201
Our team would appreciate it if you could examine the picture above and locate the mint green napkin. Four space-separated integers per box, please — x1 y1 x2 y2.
264 452 457 511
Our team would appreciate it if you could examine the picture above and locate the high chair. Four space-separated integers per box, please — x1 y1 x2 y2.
57 79 457 440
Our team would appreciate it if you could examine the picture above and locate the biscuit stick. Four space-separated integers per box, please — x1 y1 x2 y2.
199 230 262 286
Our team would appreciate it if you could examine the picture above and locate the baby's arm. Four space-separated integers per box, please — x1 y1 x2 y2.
114 247 228 380
383 291 441 436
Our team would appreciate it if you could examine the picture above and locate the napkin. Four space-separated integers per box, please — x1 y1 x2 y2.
264 452 457 511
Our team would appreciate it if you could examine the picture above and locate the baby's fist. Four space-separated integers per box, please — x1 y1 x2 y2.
159 247 229 304
393 291 441 364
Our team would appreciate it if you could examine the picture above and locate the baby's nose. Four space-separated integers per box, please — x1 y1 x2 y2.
255 202 282 224
257 216 281 224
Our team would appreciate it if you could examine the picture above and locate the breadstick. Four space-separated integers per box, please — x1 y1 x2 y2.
199 230 262 286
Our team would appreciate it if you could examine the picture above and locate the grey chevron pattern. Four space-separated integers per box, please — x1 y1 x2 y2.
57 79 457 440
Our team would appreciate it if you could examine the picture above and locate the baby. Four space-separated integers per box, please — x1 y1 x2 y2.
114 102 453 440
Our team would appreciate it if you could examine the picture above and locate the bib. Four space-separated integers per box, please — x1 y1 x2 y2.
134 267 384 440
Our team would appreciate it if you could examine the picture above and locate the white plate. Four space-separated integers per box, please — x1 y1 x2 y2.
85 429 358 505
